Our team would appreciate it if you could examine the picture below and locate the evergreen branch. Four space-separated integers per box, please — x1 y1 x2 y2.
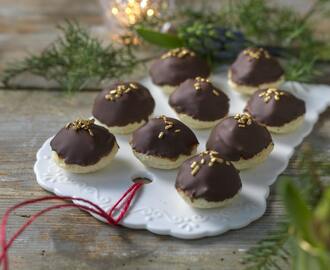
284 54 319 83
293 146 325 207
1 21 145 93
242 221 291 270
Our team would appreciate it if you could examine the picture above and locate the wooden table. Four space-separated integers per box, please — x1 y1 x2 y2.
0 1 329 269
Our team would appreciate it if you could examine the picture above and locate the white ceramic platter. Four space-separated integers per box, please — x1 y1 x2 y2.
34 72 330 239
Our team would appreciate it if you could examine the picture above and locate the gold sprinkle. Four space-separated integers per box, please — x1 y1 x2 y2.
191 165 200 176
130 83 138 89
190 161 197 168
212 90 220 96
243 48 271 60
189 150 229 172
234 113 253 128
66 119 95 136
105 83 139 101
193 76 212 91
161 48 195 60
158 131 164 139
259 88 285 103
157 116 180 139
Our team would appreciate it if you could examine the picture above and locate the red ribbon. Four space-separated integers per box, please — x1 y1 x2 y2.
0 182 143 270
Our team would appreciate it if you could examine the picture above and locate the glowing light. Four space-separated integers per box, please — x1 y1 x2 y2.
107 0 168 27
140 0 148 9
111 7 119 15
146 8 154 16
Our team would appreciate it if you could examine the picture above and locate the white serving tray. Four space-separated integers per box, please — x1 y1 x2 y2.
34 72 330 239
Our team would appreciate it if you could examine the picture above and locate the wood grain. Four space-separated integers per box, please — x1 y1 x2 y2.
0 0 330 269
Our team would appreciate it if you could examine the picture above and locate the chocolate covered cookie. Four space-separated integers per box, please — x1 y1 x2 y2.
92 82 155 134
245 88 306 133
149 48 211 94
176 150 242 208
50 119 119 173
130 116 199 169
228 47 284 95
169 77 229 129
206 113 273 170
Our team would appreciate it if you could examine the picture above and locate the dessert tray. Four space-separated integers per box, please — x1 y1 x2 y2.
34 72 330 239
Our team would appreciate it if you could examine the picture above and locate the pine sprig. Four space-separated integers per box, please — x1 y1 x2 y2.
2 21 143 93
293 146 325 207
242 221 291 270
242 147 327 270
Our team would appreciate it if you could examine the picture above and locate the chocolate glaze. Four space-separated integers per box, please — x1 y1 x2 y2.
169 78 229 121
175 151 242 202
230 47 284 86
92 82 155 127
50 123 117 166
131 116 199 159
206 115 273 161
245 89 306 127
149 50 210 86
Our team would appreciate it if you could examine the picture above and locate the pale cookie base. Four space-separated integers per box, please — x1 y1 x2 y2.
94 119 146 135
232 142 274 170
228 70 285 95
176 188 241 209
266 115 304 134
132 146 197 169
161 85 176 95
177 113 226 130
52 143 119 174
